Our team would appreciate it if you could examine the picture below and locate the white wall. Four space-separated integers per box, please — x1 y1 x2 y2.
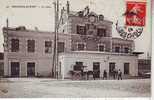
59 52 138 78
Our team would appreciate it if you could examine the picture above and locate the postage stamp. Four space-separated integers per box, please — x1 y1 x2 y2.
116 1 146 40
126 1 146 26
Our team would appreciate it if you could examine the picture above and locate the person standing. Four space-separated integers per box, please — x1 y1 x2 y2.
103 70 107 80
118 69 122 80
84 66 88 80
113 68 116 79
80 66 84 80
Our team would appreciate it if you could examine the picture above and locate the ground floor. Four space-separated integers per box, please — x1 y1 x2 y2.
4 58 52 77
59 52 138 79
0 78 151 97
3 52 138 79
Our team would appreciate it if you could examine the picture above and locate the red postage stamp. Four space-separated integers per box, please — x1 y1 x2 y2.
126 2 146 26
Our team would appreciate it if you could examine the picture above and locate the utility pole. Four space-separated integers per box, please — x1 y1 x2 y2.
53 0 59 79
52 0 65 79
52 1 56 79
6 18 9 50
56 0 59 79
6 18 9 77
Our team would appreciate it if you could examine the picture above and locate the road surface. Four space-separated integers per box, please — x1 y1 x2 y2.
0 78 151 98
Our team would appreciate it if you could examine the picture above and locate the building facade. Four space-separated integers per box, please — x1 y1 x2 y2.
3 2 139 78
138 59 151 75
3 27 71 77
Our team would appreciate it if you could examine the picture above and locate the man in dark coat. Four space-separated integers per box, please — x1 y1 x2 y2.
118 69 122 80
103 70 107 80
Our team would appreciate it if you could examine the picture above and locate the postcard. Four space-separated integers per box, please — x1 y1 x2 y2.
0 0 152 99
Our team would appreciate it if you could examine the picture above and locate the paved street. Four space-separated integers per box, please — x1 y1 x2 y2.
0 78 151 98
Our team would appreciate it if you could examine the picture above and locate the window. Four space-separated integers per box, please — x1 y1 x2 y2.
45 41 52 53
58 42 65 53
124 63 129 75
27 40 35 52
77 43 85 51
124 47 129 53
97 28 106 37
115 47 120 53
11 39 19 52
0 53 4 60
98 44 105 52
77 25 86 35
74 62 83 71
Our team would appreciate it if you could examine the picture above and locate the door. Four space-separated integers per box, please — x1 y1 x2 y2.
27 62 35 77
93 62 100 78
124 63 129 75
11 62 20 77
0 63 4 76
109 62 115 75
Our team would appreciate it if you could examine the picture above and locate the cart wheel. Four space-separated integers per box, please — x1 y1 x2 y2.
74 73 81 80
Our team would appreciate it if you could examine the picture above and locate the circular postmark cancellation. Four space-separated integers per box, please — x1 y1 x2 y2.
116 22 143 40
116 1 146 40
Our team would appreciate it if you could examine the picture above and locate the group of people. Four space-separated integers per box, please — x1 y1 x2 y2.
73 66 123 80
103 69 122 80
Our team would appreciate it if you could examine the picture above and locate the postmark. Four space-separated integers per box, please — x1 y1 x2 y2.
116 1 146 40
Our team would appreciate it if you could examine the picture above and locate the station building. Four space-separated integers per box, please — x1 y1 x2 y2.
3 2 140 78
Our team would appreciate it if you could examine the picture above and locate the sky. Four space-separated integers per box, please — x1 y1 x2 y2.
0 0 152 58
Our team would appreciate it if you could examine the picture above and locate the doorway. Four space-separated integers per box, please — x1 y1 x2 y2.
124 63 129 75
27 62 35 77
109 62 115 75
93 62 100 78
0 63 4 76
11 62 20 77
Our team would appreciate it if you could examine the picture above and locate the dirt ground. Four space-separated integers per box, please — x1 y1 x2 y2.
0 78 151 98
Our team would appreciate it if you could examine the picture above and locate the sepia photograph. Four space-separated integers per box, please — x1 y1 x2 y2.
0 0 152 99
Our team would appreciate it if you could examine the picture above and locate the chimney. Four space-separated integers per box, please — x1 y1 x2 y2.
66 1 70 14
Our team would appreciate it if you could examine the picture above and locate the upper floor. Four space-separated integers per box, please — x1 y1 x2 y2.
2 27 71 58
59 4 112 38
3 26 134 55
